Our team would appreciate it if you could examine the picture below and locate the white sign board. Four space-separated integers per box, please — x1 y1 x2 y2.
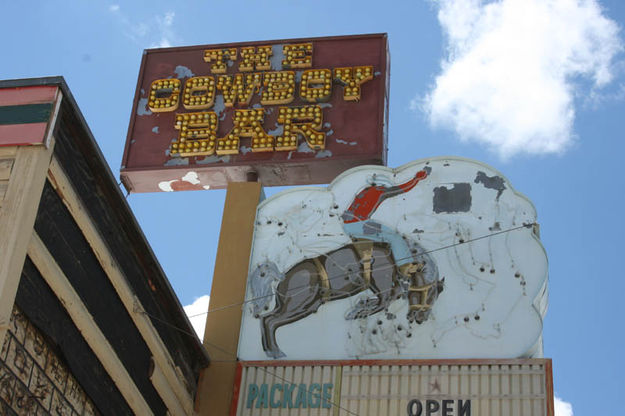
234 359 554 416
239 157 548 360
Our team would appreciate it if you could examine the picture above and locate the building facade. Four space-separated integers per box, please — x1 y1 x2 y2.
0 77 208 416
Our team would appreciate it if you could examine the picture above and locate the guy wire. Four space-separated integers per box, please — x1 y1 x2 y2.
186 222 535 319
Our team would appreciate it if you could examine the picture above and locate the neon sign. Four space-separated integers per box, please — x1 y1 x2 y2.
122 34 388 192
146 43 374 157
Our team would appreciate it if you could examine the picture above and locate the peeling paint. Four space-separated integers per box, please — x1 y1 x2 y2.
137 98 152 116
196 154 231 164
158 171 211 192
164 149 170 156
182 171 201 184
252 103 263 108
297 142 314 153
319 103 333 109
140 88 145 95
326 129 334 136
174 65 194 79
164 157 189 166
240 146 252 155
323 122 331 128
315 150 333 158
287 151 293 160
474 171 506 200
270 44 285 70
335 138 357 146
214 95 226 120
158 180 177 192
374 71 381 76
268 125 284 136
152 126 159 134
295 71 303 82
433 183 472 213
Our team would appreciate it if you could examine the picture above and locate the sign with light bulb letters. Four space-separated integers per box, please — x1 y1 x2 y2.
121 34 388 193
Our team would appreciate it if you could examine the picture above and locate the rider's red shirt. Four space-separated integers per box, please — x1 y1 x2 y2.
343 186 387 223
343 170 428 224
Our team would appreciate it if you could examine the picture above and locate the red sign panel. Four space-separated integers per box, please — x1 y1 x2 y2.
121 34 388 192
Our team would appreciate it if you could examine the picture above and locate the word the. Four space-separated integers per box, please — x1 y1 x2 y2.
246 382 333 409
407 399 471 416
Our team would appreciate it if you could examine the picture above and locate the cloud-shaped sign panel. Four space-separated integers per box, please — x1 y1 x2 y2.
239 157 548 360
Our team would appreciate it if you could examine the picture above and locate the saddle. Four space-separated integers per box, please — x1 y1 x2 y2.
310 239 436 310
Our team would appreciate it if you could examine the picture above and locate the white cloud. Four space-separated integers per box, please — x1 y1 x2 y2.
555 396 574 416
421 0 623 159
152 11 175 48
183 295 209 340
108 8 178 48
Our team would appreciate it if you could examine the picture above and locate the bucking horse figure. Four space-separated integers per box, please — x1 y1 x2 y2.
250 239 443 358
248 168 444 358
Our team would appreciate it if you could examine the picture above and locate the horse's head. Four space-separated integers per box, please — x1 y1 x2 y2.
406 277 444 324
399 246 444 324
249 261 283 318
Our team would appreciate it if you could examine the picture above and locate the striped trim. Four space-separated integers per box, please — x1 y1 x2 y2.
0 123 49 146
0 103 53 125
0 85 60 147
0 86 58 106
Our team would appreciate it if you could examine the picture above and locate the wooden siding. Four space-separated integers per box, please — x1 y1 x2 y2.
34 181 167 415
52 95 207 390
0 306 100 415
0 141 55 348
14 257 132 415
0 77 207 415
0 147 16 206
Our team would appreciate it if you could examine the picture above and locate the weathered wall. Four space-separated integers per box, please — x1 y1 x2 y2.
0 307 99 415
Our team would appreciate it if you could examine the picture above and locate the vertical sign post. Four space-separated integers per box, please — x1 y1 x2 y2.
195 180 263 415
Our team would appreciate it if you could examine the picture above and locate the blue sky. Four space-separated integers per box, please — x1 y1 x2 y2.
3 1 624 414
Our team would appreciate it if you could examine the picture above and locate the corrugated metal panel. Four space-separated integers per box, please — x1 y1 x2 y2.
235 360 552 416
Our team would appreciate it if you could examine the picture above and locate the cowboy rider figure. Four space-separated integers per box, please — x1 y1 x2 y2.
341 167 431 277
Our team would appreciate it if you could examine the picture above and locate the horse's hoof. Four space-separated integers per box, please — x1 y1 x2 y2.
269 349 286 359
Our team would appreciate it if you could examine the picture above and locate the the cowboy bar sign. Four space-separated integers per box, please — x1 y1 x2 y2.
239 157 548 360
121 34 388 193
